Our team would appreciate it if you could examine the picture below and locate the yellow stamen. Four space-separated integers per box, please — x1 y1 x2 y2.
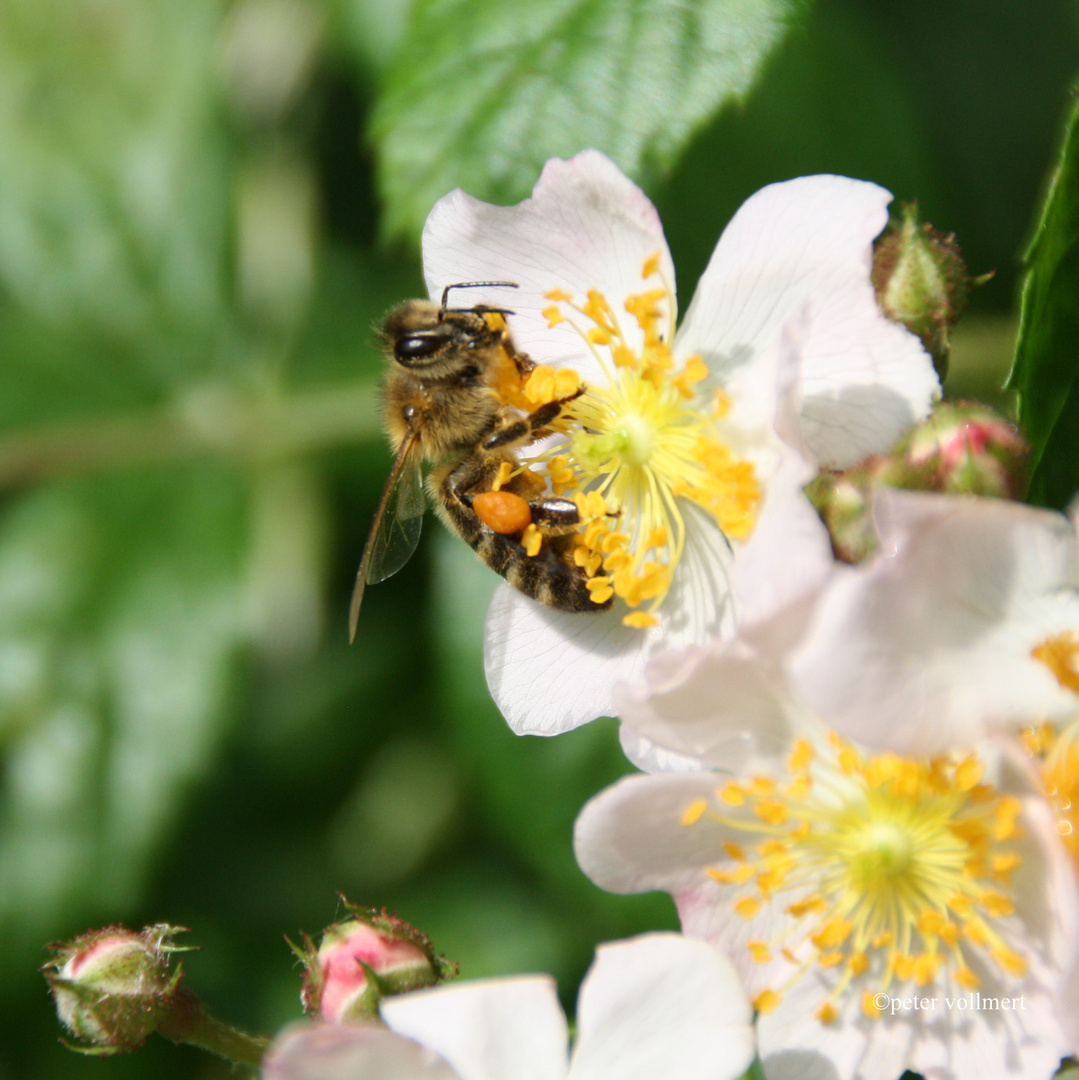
528 271 762 628
1032 631 1079 693
680 737 1029 1026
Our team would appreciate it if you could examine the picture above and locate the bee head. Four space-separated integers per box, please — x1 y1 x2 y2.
379 288 516 379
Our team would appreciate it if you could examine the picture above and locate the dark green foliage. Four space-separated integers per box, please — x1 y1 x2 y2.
1009 88 1079 509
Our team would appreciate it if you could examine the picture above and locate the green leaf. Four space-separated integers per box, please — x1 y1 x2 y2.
1007 87 1079 509
0 469 247 974
0 0 232 353
370 0 810 242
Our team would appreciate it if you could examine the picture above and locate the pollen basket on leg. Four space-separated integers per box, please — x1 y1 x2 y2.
527 255 762 628
684 736 1030 1023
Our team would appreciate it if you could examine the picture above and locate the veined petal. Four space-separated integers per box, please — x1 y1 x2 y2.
676 175 938 469
790 491 1079 754
568 934 754 1080
422 150 675 388
574 772 754 895
484 586 649 735
381 976 568 1080
262 1023 459 1080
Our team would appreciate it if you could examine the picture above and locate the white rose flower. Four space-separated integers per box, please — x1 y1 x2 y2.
262 933 755 1080
574 628 1079 1080
420 150 937 736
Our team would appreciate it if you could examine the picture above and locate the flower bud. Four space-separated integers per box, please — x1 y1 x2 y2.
294 903 456 1023
807 402 1028 562
894 401 1028 499
872 203 980 380
43 925 185 1053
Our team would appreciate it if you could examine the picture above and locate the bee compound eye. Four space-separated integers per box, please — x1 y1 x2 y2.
395 333 443 362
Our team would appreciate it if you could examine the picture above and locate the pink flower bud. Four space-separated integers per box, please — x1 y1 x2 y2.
294 904 456 1023
898 400 1028 498
807 402 1028 562
43 925 185 1053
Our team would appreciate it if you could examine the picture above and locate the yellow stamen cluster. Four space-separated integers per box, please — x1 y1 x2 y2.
1032 631 1079 695
1026 720 1079 868
525 253 762 628
683 734 1028 1024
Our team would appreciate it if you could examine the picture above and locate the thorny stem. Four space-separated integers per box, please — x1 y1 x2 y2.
158 986 269 1067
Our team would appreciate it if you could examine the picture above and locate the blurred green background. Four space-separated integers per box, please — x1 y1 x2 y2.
1 0 1076 1076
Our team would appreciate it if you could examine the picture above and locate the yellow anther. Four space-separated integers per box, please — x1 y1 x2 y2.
543 289 573 301
755 800 788 825
542 305 564 327
862 991 883 1018
979 892 1015 918
600 531 629 554
785 776 811 800
913 953 940 986
955 755 984 791
584 518 608 549
723 841 746 861
991 947 1028 977
787 895 827 918
622 611 659 629
1031 631 1079 693
818 952 845 969
587 326 613 345
947 894 974 918
787 738 815 774
612 344 638 368
753 990 781 1015
892 954 915 981
812 918 853 949
992 796 1023 840
709 865 755 886
521 523 543 558
848 952 869 976
641 251 662 279
490 461 514 492
735 897 762 919
602 550 632 572
681 798 708 826
817 1001 840 1025
955 966 980 989
990 852 1022 882
552 368 580 397
747 941 772 964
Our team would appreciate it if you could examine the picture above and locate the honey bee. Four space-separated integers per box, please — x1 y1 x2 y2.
348 283 611 640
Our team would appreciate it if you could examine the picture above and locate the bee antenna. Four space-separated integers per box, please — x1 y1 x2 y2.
440 281 519 311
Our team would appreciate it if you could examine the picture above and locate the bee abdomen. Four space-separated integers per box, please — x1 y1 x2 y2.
474 532 611 613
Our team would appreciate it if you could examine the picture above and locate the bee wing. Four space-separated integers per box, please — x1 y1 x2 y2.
348 434 425 642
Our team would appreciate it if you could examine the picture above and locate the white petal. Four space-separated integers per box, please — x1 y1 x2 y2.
677 175 937 468
484 503 736 737
422 150 675 387
614 636 796 771
484 585 648 734
568 934 754 1080
262 1023 459 1080
573 772 735 895
790 491 1079 753
381 977 568 1080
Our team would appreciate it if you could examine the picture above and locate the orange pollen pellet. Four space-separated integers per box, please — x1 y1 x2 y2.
472 490 533 534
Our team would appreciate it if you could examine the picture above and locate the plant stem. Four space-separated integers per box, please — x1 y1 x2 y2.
158 986 269 1067
0 379 382 491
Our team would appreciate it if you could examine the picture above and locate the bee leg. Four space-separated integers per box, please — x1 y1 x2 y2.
529 497 580 536
483 389 586 451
